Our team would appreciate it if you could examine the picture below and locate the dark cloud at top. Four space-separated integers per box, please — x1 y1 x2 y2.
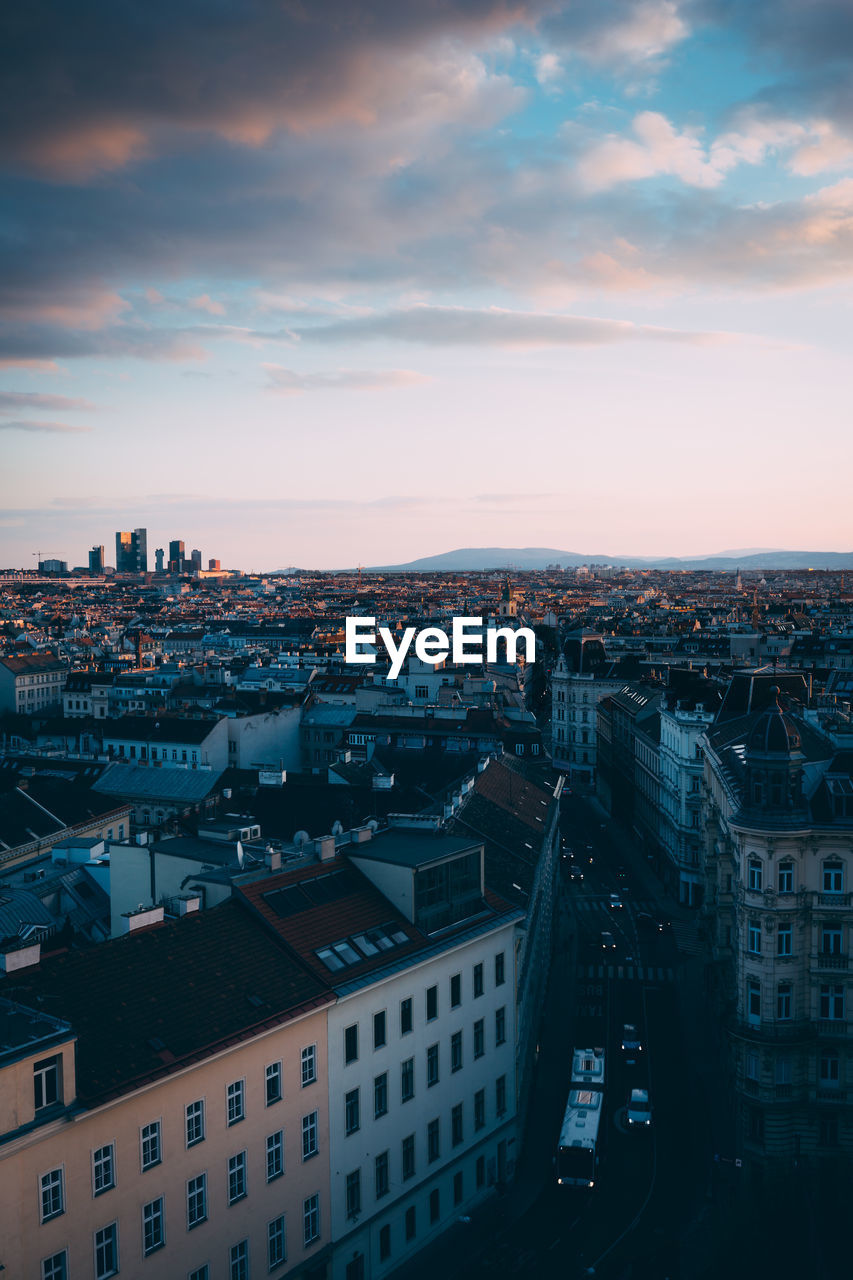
0 0 552 178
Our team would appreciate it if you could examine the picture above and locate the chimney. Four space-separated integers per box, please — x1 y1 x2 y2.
0 941 41 972
265 847 282 871
177 895 200 916
350 825 373 845
122 905 165 933
315 834 336 862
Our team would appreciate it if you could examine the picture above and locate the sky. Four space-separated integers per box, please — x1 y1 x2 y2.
2 0 853 570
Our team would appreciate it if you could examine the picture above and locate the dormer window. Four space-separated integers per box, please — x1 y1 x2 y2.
34 1055 62 1111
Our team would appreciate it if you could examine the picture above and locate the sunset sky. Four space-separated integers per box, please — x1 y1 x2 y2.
2 1 852 569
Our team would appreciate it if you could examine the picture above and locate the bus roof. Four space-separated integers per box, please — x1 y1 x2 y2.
571 1046 605 1089
558 1086 603 1149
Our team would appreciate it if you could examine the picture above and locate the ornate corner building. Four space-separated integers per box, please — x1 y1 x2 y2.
702 687 853 1173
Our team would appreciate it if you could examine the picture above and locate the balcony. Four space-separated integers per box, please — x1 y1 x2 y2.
816 1087 848 1103
817 893 852 909
816 954 849 971
816 1020 849 1039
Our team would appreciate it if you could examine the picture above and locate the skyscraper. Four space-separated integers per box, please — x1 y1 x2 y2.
88 545 104 575
155 547 165 573
191 548 202 571
168 539 185 572
115 528 148 573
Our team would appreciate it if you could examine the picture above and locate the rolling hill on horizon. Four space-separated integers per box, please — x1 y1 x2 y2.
369 546 853 572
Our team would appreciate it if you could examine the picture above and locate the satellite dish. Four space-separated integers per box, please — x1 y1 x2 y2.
293 830 310 847
331 820 344 836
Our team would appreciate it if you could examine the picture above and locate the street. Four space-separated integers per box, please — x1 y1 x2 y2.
458 792 712 1280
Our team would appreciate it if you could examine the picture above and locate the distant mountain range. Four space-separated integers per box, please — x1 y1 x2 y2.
370 546 853 572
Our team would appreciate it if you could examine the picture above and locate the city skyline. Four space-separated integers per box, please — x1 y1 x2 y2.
3 1 853 568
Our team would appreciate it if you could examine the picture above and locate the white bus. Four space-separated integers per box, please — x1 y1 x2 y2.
556 1086 604 1187
556 1047 605 1187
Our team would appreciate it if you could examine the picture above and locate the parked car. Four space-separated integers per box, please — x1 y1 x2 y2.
627 1088 652 1127
637 912 664 935
600 931 616 950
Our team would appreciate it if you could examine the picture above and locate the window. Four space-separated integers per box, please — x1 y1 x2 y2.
227 1080 245 1126
820 984 844 1020
266 1062 282 1106
473 963 484 998
748 920 761 955
745 1051 759 1082
230 1240 249 1280
303 1194 320 1246
476 1155 486 1189
452 1102 463 1146
401 1057 415 1103
747 980 761 1023
374 1149 390 1200
142 1197 165 1255
189 1268 209 1280
427 1118 440 1163
400 997 413 1035
405 1205 416 1241
820 1054 840 1086
454 1171 464 1206
822 927 843 955
186 1099 205 1147
228 1150 248 1204
496 1074 507 1117
427 1044 439 1087
495 1007 506 1046
345 1169 361 1219
823 861 844 893
778 862 794 894
94 1223 119 1279
748 859 762 892
775 1057 792 1085
141 1120 161 1170
450 974 462 1008
268 1215 287 1270
345 1024 359 1064
374 1072 388 1119
777 982 792 1021
426 986 438 1022
301 1045 317 1087
379 1224 391 1261
187 1173 207 1228
451 1030 463 1072
474 1019 485 1059
474 1088 485 1131
93 1144 115 1195
40 1168 64 1222
429 1187 440 1224
777 923 792 956
34 1056 62 1111
345 1088 360 1135
373 1010 387 1050
41 1252 68 1280
302 1111 319 1159
266 1130 284 1182
819 1117 839 1148
495 952 505 986
402 1134 415 1180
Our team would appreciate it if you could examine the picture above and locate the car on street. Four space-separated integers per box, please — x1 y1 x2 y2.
600 931 616 950
636 912 664 935
627 1088 652 1127
569 866 584 881
608 893 623 909
620 1023 644 1064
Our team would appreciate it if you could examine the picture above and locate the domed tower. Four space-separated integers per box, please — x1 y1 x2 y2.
743 687 806 816
499 576 517 619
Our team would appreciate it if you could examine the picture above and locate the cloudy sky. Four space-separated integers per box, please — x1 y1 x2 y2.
2 0 852 569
